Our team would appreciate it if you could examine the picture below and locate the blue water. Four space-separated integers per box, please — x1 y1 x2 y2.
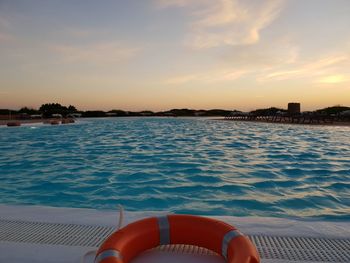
0 118 349 220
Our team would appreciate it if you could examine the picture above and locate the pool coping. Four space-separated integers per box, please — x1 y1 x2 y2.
0 204 349 263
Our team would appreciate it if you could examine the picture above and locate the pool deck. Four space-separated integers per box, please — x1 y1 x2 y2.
0 204 349 263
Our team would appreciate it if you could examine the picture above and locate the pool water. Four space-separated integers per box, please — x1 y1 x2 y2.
0 118 349 220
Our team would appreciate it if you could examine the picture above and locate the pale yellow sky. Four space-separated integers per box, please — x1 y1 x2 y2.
0 0 349 111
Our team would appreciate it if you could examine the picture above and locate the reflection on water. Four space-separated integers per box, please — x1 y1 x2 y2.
0 118 349 220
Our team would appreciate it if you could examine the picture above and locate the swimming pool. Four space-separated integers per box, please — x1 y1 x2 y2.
0 118 349 220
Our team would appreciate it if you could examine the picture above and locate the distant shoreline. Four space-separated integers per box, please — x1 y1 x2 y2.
1 117 350 128
218 118 350 127
0 116 214 126
0 118 75 126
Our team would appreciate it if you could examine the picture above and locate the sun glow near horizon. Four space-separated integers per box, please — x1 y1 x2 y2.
0 0 349 111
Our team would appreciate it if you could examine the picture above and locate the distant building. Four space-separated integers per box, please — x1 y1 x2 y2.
340 110 350 116
52 113 63 118
229 110 249 117
288 103 301 115
140 111 154 116
30 114 42 119
67 113 82 118
194 111 207 116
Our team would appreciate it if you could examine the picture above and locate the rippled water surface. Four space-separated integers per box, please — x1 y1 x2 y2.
0 118 349 220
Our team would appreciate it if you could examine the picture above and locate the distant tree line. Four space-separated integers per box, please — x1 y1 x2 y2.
79 108 233 117
0 104 232 118
39 103 78 117
0 103 78 118
316 105 350 115
1 104 349 118
249 107 286 116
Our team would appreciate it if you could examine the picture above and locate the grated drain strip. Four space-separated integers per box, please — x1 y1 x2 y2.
0 219 349 262
249 235 350 262
0 219 116 247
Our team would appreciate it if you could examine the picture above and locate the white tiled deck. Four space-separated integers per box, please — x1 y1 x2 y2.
0 204 349 263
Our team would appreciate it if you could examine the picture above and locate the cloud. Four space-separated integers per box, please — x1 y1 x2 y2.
164 52 350 86
221 38 299 70
50 42 140 64
156 0 191 8
164 68 247 85
165 74 198 85
157 0 285 49
0 32 13 42
317 75 349 84
64 28 93 38
0 16 10 29
260 55 349 81
0 16 14 43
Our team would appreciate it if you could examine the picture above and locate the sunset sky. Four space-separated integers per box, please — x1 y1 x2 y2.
0 0 349 111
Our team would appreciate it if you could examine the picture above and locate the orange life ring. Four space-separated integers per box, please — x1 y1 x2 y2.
95 215 260 263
